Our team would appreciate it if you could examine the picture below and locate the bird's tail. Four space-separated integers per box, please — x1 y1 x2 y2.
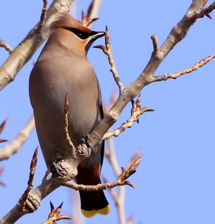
75 166 110 218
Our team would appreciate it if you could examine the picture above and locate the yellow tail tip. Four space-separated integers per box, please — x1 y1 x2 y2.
82 205 111 218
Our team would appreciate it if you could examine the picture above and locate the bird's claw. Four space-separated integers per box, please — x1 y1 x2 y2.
23 192 40 213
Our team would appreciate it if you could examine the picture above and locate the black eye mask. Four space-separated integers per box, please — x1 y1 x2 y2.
63 27 97 39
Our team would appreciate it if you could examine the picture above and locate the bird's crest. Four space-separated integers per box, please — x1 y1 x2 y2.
51 13 93 34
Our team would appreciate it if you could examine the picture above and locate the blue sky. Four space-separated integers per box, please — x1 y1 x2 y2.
0 0 215 224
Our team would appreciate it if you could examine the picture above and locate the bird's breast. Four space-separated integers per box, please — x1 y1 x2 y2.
29 56 102 157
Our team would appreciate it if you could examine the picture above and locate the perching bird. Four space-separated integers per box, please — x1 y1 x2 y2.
29 14 110 217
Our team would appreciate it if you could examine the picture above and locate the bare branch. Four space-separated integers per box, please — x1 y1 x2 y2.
64 94 76 153
153 54 215 82
19 148 38 211
94 26 124 93
105 138 121 176
0 40 13 54
0 0 74 91
105 138 126 224
0 177 61 224
0 116 35 161
64 155 143 191
151 35 159 56
37 0 48 32
103 96 153 140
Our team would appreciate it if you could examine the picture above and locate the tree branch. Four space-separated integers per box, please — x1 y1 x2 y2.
103 95 153 140
64 155 142 190
19 148 38 211
0 0 74 91
0 40 13 54
95 27 124 93
0 175 61 224
0 116 35 161
105 138 126 224
153 54 215 82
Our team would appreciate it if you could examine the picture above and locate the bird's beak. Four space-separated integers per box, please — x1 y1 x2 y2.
89 31 105 41
86 31 105 52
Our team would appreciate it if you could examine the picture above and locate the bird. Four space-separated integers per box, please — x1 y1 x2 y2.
29 13 110 217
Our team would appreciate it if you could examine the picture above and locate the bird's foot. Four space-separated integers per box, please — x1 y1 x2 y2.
20 192 41 213
77 135 92 158
51 158 78 181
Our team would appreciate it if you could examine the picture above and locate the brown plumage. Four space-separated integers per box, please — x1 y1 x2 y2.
29 14 110 217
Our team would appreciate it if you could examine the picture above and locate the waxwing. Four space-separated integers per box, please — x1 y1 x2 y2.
29 13 110 217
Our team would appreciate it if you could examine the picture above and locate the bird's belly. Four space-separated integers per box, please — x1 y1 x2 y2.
30 77 99 166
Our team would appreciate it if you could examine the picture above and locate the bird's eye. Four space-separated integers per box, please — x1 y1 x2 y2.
63 27 90 39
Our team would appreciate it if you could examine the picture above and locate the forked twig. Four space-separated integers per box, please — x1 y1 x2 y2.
42 202 71 224
64 155 143 190
153 54 215 82
103 95 153 140
94 26 124 93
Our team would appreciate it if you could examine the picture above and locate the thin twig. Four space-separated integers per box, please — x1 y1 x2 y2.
64 94 76 153
37 0 48 32
19 148 38 211
0 116 35 161
105 138 121 176
151 35 159 56
105 137 126 224
0 40 13 53
94 26 124 93
64 155 143 191
153 54 215 82
103 96 153 140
